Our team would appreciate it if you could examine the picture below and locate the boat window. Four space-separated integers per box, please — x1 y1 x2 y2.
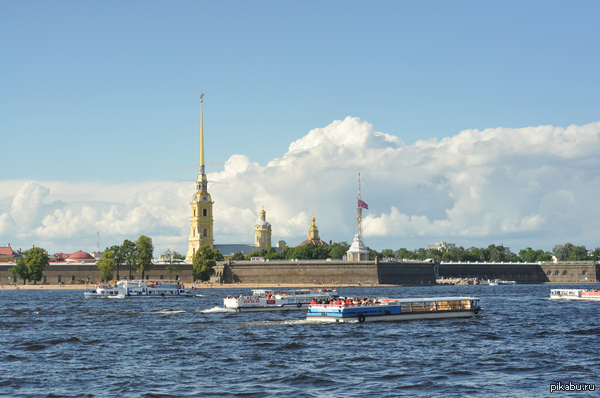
437 300 469 310
400 303 412 312
412 302 425 312
424 302 435 311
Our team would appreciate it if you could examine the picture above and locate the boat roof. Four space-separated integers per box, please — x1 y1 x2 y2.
339 296 479 302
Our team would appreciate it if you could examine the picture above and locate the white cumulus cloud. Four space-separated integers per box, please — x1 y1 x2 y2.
1 117 600 254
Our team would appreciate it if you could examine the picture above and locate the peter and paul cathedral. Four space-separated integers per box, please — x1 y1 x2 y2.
186 94 214 262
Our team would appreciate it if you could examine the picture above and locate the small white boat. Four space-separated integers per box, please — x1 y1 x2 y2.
306 296 481 323
489 280 516 285
84 280 194 298
550 288 600 301
223 288 338 311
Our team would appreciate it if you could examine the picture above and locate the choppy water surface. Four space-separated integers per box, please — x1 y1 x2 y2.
1 284 599 397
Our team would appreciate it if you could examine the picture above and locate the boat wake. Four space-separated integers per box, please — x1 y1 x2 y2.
153 310 186 315
200 306 236 313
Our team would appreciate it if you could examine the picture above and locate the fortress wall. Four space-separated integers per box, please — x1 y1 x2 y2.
439 263 545 282
0 263 194 284
220 260 436 285
221 260 379 284
439 262 598 283
538 262 598 283
376 262 437 285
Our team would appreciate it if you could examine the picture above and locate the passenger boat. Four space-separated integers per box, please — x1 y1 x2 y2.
489 280 516 285
550 289 600 301
223 288 338 311
306 296 481 323
84 280 194 298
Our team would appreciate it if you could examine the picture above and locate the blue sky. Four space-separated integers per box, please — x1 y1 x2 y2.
2 1 600 256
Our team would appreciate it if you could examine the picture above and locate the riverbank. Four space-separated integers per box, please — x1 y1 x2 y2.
0 282 390 290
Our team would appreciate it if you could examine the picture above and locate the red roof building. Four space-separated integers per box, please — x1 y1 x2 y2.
65 250 96 263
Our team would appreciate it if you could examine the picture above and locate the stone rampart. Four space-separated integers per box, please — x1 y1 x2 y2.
0 262 194 284
217 259 436 285
439 261 599 283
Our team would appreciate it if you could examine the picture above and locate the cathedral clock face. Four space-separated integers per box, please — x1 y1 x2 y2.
203 196 207 201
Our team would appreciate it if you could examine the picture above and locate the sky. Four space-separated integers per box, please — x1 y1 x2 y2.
1 1 600 257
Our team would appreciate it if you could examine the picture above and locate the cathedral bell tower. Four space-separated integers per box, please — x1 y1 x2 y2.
186 94 214 262
254 207 272 249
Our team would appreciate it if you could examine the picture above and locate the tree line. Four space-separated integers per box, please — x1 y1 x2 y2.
8 239 599 285
230 242 600 263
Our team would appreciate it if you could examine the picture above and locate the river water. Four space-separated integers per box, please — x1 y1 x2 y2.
1 284 598 397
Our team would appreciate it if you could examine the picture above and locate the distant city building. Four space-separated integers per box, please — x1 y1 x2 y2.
0 244 17 262
299 215 328 246
427 242 456 251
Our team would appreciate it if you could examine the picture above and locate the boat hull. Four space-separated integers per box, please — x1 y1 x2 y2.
307 310 478 323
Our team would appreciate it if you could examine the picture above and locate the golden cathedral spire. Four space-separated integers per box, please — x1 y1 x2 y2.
199 93 205 175
186 93 214 262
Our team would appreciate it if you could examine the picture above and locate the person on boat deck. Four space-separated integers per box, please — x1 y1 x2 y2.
336 299 343 305
310 299 318 304
346 298 353 306
267 293 272 299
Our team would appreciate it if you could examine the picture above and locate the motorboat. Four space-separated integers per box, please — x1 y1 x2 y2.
550 288 600 301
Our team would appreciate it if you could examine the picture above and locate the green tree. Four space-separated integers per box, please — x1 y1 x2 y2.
568 245 589 261
136 235 154 279
121 239 138 279
380 249 395 259
162 248 182 279
96 251 117 282
244 251 260 260
367 247 380 260
329 242 350 259
192 245 221 281
231 251 245 261
280 246 294 260
553 243 574 261
292 244 330 260
9 257 30 283
10 247 49 284
107 244 125 280
518 247 552 262
589 248 600 261
172 251 185 260
263 247 282 260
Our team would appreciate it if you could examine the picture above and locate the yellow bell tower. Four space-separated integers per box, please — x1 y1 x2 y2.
254 207 272 249
186 94 214 262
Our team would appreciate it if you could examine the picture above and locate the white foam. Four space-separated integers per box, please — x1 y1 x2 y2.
200 306 236 313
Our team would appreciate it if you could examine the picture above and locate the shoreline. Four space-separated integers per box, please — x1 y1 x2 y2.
1 280 598 291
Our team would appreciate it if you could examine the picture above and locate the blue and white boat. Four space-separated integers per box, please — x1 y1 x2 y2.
84 280 194 298
306 296 481 323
